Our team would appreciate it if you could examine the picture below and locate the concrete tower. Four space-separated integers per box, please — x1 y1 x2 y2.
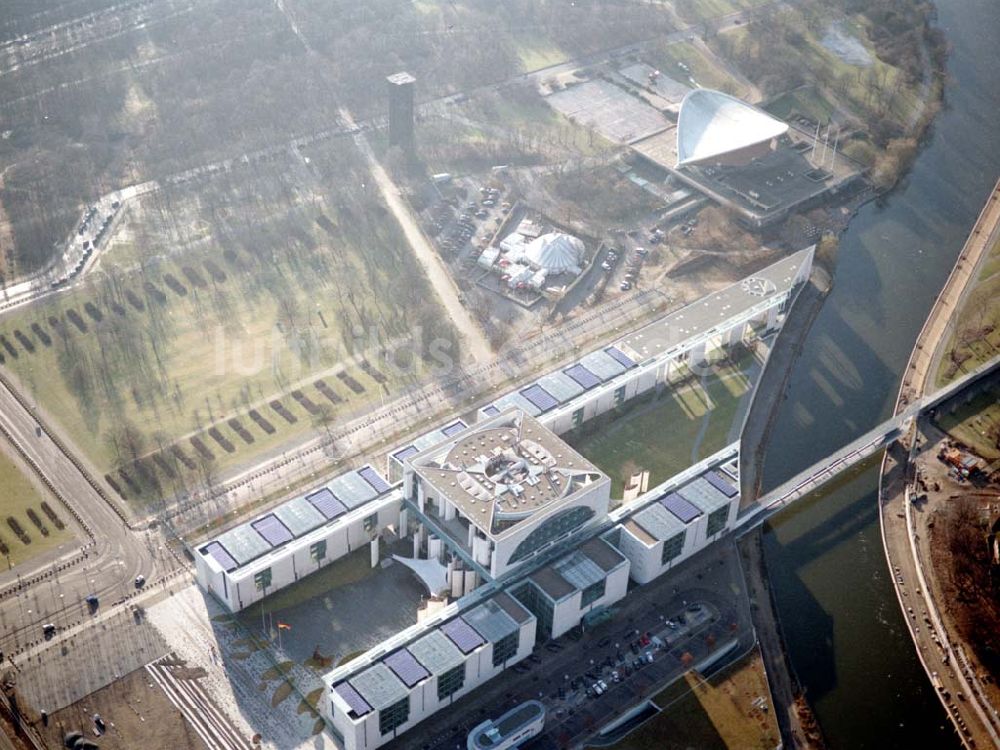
387 71 416 154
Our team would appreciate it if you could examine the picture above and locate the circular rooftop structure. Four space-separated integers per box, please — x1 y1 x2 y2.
676 89 788 167
524 232 584 273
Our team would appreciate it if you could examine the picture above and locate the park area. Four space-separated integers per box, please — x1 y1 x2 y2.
0 139 460 508
936 234 1000 388
0 444 76 567
607 647 780 750
568 352 759 497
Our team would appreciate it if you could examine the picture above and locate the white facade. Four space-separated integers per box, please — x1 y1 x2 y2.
326 593 537 750
513 537 631 640
478 248 814 444
194 465 399 612
613 452 741 585
406 410 612 580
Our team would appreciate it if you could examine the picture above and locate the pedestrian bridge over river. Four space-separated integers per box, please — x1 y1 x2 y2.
738 353 1000 532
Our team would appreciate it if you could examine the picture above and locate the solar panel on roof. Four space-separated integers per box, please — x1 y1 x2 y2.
383 649 430 688
441 420 467 437
201 542 237 572
564 363 601 390
251 514 293 547
306 488 348 520
440 617 485 654
334 682 371 717
358 466 391 494
483 405 501 417
520 384 558 413
660 492 701 524
605 346 636 368
392 445 419 463
705 470 738 498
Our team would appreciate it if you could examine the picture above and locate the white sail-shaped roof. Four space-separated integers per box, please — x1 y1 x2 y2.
676 89 788 166
524 232 584 274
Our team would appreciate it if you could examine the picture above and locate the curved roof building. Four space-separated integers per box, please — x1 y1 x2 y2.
676 89 788 167
524 232 584 274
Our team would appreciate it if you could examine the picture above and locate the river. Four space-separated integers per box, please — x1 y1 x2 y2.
758 0 1000 747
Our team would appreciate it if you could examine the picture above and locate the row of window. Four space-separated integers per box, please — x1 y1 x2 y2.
706 507 729 538
660 531 685 565
362 641 523 737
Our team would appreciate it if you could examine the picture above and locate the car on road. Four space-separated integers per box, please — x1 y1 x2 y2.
597 636 612 648
620 280 632 291
134 575 146 588
42 623 56 639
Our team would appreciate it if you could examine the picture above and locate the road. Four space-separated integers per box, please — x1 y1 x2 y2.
878 178 1000 750
0 372 164 655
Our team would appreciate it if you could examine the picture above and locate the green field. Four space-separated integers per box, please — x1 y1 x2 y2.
513 34 569 71
0 142 458 506
568 357 754 497
418 85 613 173
765 85 838 124
0 447 75 567
935 271 1000 387
607 648 779 750
977 234 1000 283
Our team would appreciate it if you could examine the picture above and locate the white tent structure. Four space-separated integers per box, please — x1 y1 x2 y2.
676 89 788 166
522 232 584 274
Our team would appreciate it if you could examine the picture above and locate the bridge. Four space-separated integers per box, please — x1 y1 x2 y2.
738 352 1000 531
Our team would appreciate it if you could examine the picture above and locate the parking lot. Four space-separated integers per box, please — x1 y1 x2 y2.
422 177 511 264
384 538 753 750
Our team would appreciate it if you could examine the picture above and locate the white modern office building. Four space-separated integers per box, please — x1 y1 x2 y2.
325 591 536 750
404 409 611 579
613 453 741 584
477 246 814 438
511 536 630 640
194 465 400 612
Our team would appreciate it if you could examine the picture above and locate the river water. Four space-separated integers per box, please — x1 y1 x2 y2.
758 0 1000 747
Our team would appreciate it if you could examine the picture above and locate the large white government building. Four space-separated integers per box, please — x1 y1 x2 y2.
191 248 815 750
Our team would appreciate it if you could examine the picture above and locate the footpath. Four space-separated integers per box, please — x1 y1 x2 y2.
879 179 1000 750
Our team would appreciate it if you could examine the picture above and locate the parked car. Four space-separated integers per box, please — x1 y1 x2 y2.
620 280 632 291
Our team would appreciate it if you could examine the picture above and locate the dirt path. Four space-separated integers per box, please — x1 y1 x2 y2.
339 109 492 365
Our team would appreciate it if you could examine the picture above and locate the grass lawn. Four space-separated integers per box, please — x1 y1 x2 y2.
567 358 752 497
513 34 569 71
935 271 1000 387
606 647 779 750
933 386 1000 461
977 234 1000 282
0 446 75 566
764 85 838 124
